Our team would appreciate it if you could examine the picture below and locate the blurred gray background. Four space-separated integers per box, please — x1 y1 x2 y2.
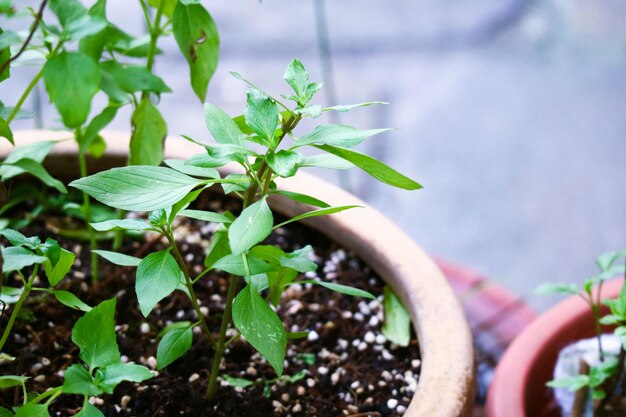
4 0 626 310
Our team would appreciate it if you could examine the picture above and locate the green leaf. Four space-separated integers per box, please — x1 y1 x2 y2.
3 159 67 194
0 30 8 82
66 15 107 41
382 286 411 347
97 363 152 393
204 103 246 147
0 118 13 145
316 144 422 190
148 0 178 17
0 408 12 417
0 141 55 181
62 364 102 396
14 404 49 417
271 190 330 208
229 197 273 255
296 125 392 148
204 229 230 269
244 88 279 146
172 1 219 102
221 174 250 195
136 250 181 317
280 246 317 273
0 375 28 388
51 290 92 312
157 325 193 369
50 0 87 26
179 209 233 223
232 285 287 375
267 150 302 178
129 99 167 166
222 374 255 388
90 219 150 232
547 375 590 391
274 205 359 229
0 228 40 248
535 283 579 296
43 52 100 128
75 403 104 417
72 298 121 370
297 154 353 170
283 58 321 105
92 250 141 267
70 166 207 211
164 159 219 178
0 287 22 304
323 102 388 113
213 254 274 276
78 0 108 60
82 106 118 155
100 61 171 95
301 280 375 300
1 247 47 273
43 244 75 286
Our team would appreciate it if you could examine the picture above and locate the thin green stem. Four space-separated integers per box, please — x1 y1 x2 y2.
6 68 43 125
78 148 98 282
192 267 211 285
165 229 214 346
112 209 126 251
205 273 239 401
7 42 63 125
141 0 165 102
0 265 39 353
205 115 302 400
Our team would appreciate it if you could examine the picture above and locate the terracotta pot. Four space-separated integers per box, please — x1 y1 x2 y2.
486 278 624 417
3 130 476 417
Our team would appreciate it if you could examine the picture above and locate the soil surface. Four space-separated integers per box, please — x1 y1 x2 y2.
0 190 422 416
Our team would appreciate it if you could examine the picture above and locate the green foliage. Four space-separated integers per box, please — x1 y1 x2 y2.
69 58 421 401
129 99 167 166
228 197 273 255
382 286 411 347
233 284 287 375
172 1 219 102
136 250 181 317
157 324 194 369
43 52 100 128
70 167 209 211
72 298 120 369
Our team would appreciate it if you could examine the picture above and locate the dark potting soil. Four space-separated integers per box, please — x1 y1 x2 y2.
0 190 421 417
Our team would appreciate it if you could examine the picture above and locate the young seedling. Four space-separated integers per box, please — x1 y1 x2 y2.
70 58 421 401
0 298 153 417
0 228 79 354
537 247 626 415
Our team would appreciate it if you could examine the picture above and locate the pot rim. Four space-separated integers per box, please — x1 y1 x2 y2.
486 278 624 417
4 130 475 417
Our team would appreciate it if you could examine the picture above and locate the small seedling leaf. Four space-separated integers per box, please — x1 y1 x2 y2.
136 250 181 317
233 285 287 376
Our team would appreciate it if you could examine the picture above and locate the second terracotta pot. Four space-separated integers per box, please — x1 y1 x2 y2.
486 279 624 417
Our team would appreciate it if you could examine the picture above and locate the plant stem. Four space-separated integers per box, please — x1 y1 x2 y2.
0 0 49 76
0 265 38 353
165 230 214 346
111 209 126 251
78 149 98 282
205 273 239 400
142 0 165 100
205 114 302 401
6 68 43 125
7 42 63 125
